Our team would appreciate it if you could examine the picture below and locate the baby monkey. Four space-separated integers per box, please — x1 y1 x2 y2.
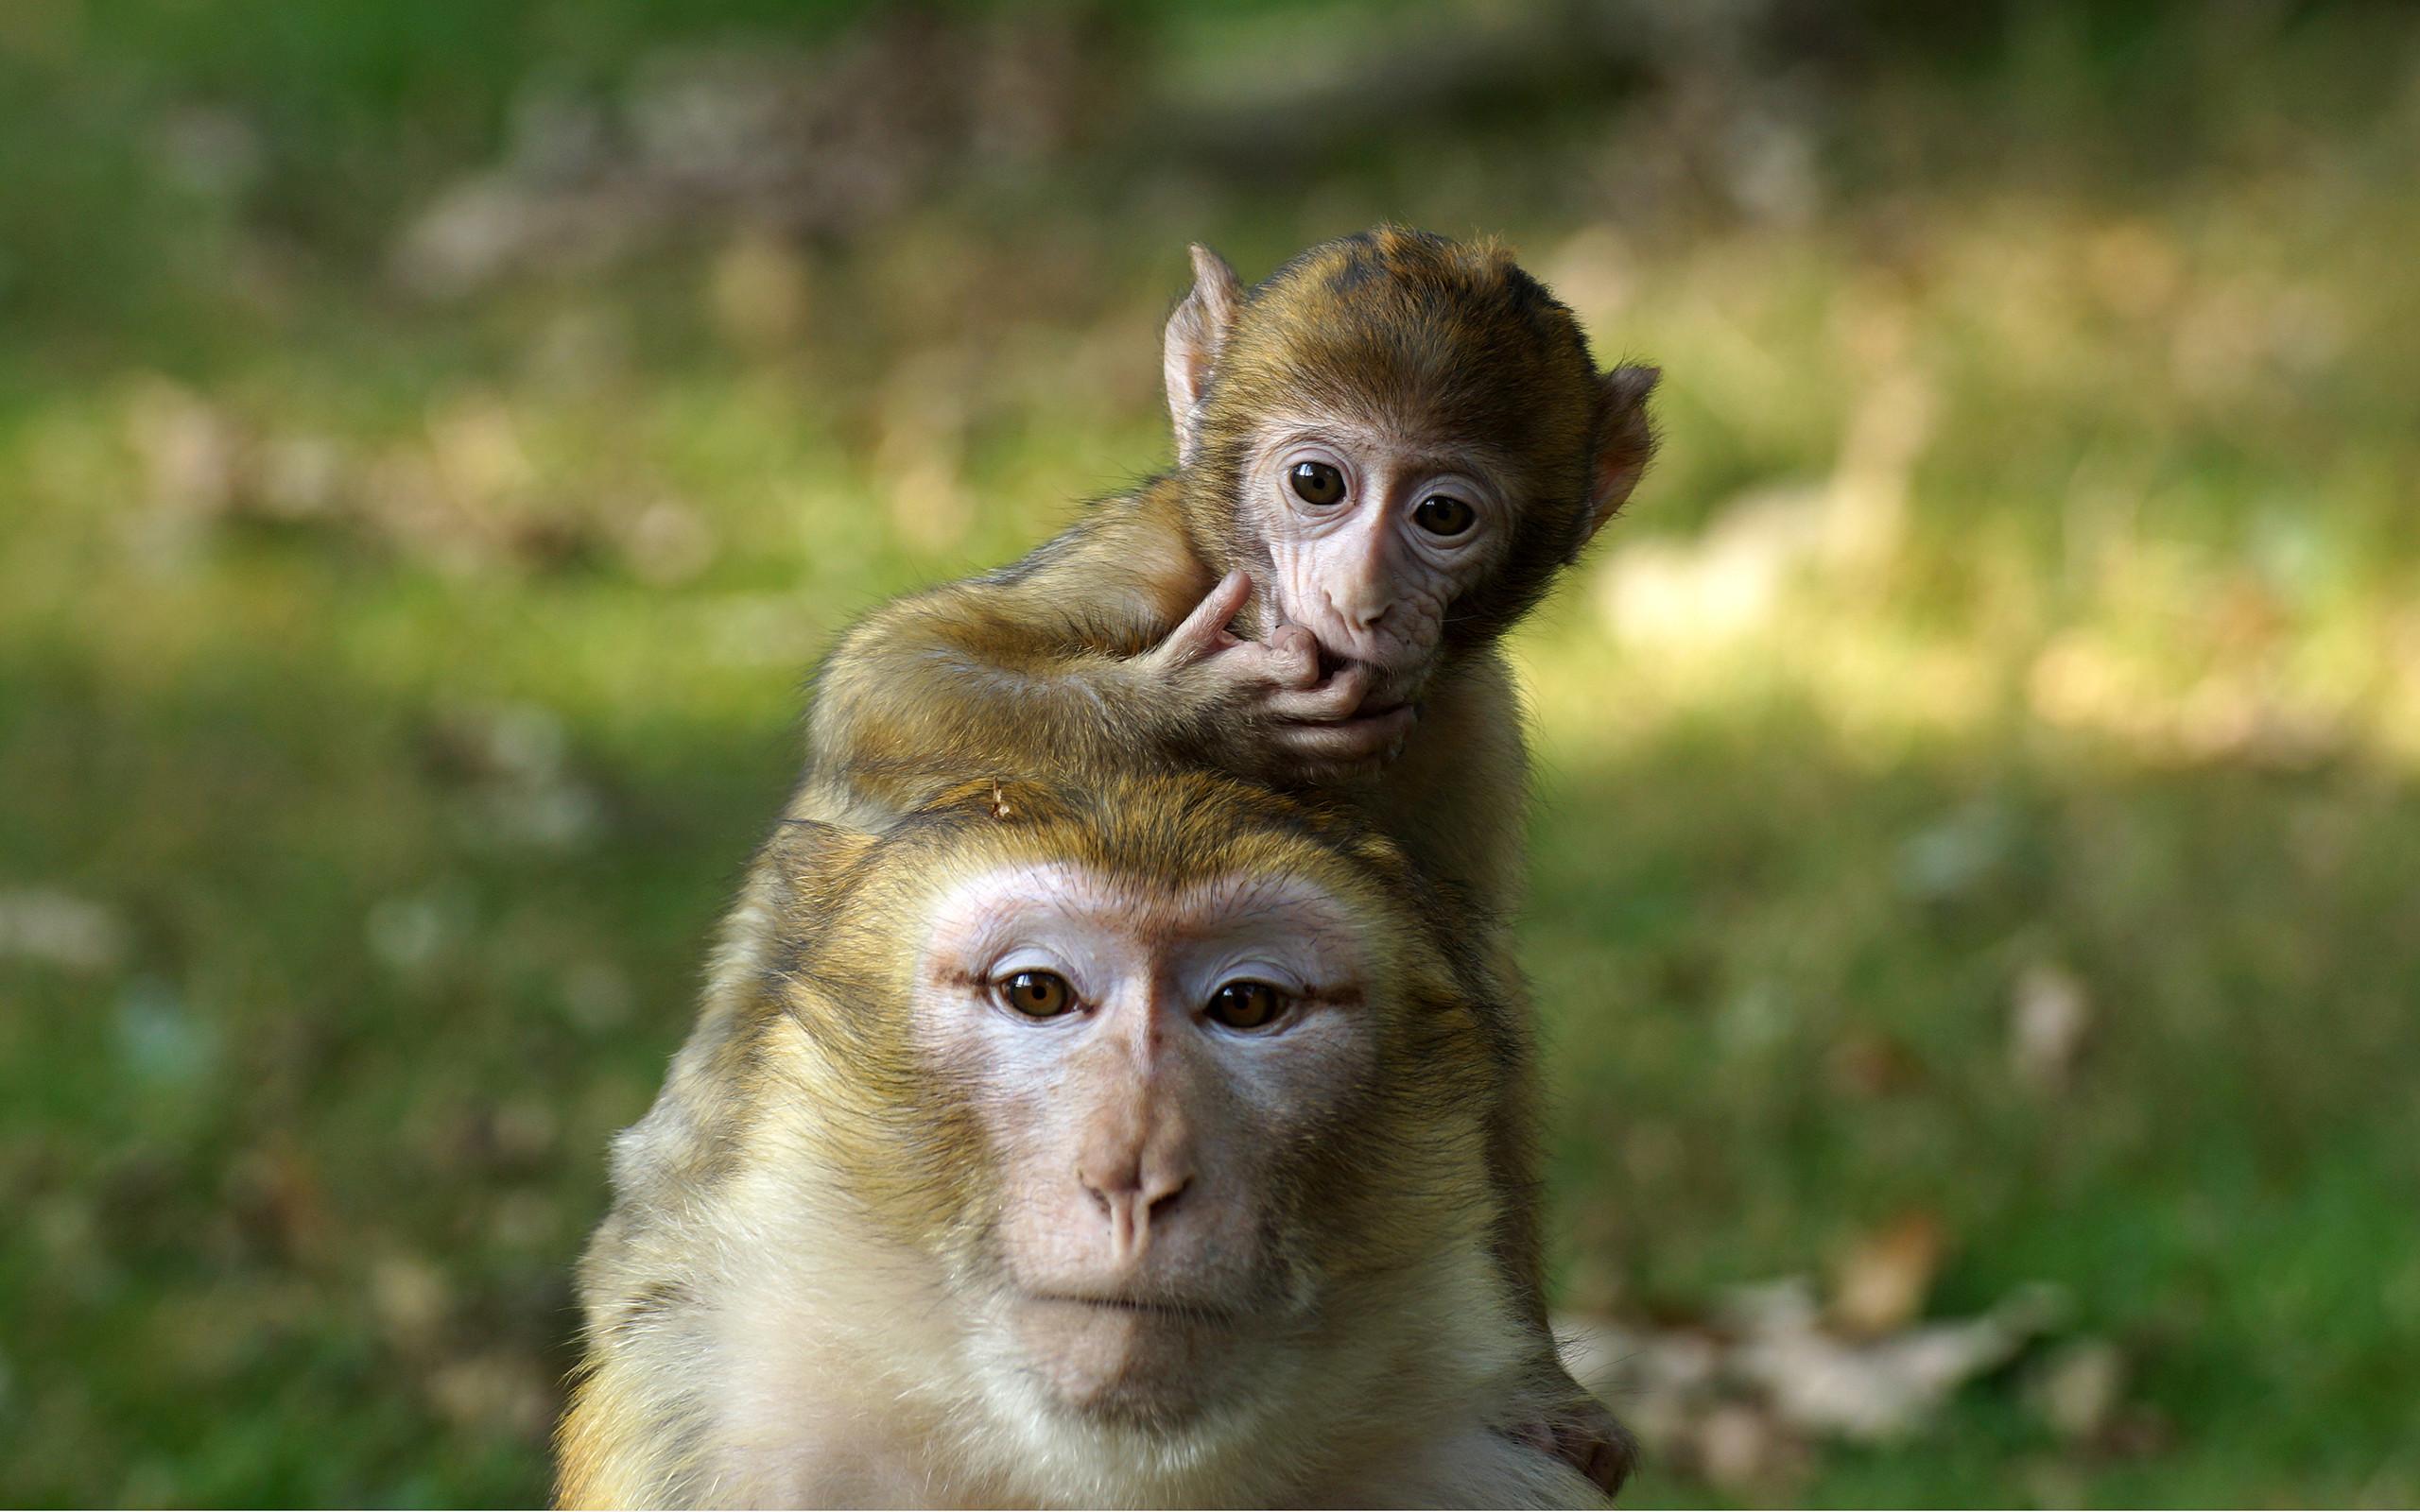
804 226 1656 912
792 226 1658 1488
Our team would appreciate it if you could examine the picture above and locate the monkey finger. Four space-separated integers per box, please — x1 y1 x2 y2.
1270 705 1417 763
1265 625 1322 689
1159 570 1254 664
1262 663 1373 722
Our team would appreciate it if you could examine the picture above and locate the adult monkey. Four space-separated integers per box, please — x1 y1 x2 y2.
559 773 1611 1508
789 227 1657 1487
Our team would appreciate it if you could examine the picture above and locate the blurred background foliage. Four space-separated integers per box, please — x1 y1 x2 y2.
2 0 2417 1503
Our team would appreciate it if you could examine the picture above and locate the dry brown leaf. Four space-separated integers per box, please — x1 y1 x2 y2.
1559 1276 2068 1470
1732 1278 2066 1442
1830 1210 1946 1336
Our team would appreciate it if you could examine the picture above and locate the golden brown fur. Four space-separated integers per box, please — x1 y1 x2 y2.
798 228 1652 842
558 773 1610 1508
764 227 1655 1489
774 227 1655 1486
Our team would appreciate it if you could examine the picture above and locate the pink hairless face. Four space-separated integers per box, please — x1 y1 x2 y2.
913 861 1378 1423
1243 411 1516 713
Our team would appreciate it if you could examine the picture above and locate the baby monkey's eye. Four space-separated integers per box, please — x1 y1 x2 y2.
1206 979 1288 1031
998 970 1076 1019
1288 460 1346 507
1411 493 1477 537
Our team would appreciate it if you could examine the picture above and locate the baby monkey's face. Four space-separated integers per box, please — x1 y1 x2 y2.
910 860 1384 1425
1242 412 1516 712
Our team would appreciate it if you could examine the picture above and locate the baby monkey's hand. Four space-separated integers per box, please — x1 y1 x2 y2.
1147 572 1418 782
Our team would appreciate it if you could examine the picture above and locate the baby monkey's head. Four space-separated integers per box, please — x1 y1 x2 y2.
1167 226 1658 706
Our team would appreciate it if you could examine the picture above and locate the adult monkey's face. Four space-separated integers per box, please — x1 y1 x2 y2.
918 862 1376 1422
778 776 1493 1430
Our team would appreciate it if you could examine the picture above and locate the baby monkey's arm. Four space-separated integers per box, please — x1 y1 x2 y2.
805 562 1406 819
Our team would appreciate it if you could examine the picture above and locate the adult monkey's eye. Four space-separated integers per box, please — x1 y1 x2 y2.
1288 460 1346 507
998 970 1075 1019
1206 980 1287 1030
1412 494 1477 537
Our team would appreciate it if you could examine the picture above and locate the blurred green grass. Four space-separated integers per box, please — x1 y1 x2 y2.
4 1 2418 1504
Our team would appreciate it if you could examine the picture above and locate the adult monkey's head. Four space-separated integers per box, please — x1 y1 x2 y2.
1164 226 1658 706
560 771 1610 1505
725 772 1583 1502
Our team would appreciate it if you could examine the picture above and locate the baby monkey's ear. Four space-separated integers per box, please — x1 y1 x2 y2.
1165 243 1245 467
1576 363 1662 558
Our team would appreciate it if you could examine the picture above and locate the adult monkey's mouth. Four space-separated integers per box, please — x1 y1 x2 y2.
1024 1290 1242 1327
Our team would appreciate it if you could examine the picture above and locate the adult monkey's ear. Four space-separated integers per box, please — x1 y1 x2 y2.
1574 363 1661 558
1164 243 1244 467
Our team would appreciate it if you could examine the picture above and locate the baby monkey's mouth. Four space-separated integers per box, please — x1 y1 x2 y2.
1312 645 1422 720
